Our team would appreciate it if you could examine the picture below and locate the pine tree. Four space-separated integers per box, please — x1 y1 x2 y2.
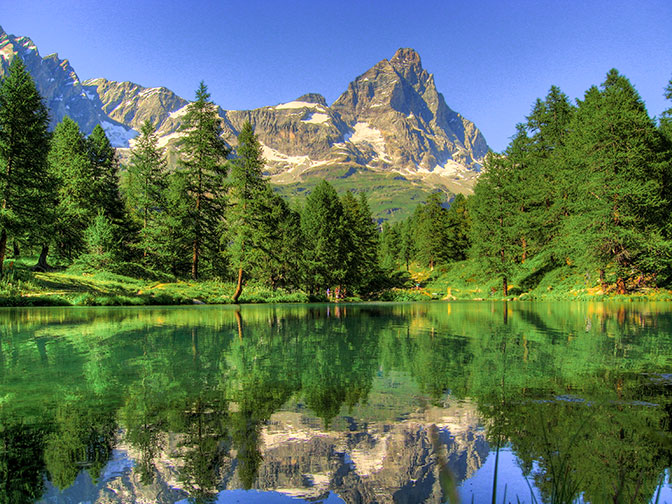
412 192 450 269
177 82 230 279
87 125 124 222
229 121 272 302
125 120 170 269
0 57 50 273
301 180 349 294
341 191 379 293
379 222 401 272
560 70 668 291
48 117 95 259
445 193 471 261
470 152 518 295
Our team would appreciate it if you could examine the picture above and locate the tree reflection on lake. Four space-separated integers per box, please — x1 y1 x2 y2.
0 301 671 503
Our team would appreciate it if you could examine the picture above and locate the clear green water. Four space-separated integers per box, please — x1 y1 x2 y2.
1 301 672 504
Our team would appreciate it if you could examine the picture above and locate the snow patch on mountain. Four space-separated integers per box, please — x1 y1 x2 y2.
302 112 330 124
349 122 390 161
100 121 138 148
275 100 327 111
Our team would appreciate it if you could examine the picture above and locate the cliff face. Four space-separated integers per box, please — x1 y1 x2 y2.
0 26 136 145
1 26 491 217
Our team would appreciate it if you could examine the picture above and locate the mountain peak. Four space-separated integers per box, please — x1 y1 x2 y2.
296 93 327 106
390 48 422 68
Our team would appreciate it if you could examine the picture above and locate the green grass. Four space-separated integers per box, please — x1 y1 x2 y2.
273 167 442 223
0 258 312 307
398 257 672 302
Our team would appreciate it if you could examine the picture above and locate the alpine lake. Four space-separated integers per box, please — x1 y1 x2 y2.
3 301 672 504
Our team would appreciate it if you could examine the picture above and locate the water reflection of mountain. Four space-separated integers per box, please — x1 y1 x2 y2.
36 402 488 504
3 302 672 503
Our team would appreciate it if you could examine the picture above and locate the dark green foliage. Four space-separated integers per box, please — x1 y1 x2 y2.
48 117 95 258
470 71 672 293
470 153 518 295
0 57 50 273
125 120 171 270
444 193 471 261
560 70 669 288
412 192 451 269
177 82 230 279
341 191 380 293
229 121 273 300
301 180 349 293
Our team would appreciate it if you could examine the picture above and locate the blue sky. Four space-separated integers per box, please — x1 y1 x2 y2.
3 0 671 151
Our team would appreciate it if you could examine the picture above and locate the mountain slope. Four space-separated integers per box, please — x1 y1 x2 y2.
0 26 490 220
0 25 137 146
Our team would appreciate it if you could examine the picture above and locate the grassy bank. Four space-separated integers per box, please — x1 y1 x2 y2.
0 258 311 307
407 257 672 302
3 256 672 307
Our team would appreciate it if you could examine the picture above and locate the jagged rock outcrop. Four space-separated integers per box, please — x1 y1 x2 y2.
0 25 136 146
0 26 491 215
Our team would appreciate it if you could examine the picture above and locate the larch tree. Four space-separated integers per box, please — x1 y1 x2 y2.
560 70 668 292
301 180 349 294
48 116 95 259
0 57 50 274
229 121 271 302
125 119 169 268
470 152 519 296
177 82 229 280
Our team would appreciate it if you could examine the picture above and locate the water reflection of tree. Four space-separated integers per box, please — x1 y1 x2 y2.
2 303 672 502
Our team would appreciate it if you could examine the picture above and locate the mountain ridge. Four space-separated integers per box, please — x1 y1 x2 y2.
0 28 490 219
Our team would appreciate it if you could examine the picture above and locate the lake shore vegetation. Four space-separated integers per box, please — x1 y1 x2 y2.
1 62 672 305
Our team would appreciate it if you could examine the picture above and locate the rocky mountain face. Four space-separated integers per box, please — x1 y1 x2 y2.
0 25 137 145
0 26 490 217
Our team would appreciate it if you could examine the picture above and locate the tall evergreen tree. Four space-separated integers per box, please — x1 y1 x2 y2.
48 117 95 259
87 125 124 223
0 57 50 273
301 180 349 294
445 193 471 261
229 121 272 302
177 82 230 279
470 153 519 295
340 191 379 293
560 69 668 291
125 120 170 268
412 192 450 269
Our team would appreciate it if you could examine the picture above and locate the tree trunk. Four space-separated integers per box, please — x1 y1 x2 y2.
32 244 50 272
521 238 527 263
12 241 19 258
616 277 626 295
502 276 508 297
0 229 7 276
599 268 607 292
192 238 199 280
232 267 244 303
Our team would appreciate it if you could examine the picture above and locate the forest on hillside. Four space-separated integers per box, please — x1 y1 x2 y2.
1 56 671 300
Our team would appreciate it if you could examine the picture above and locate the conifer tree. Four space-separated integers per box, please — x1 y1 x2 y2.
470 153 518 295
379 222 401 272
560 70 668 291
301 180 348 294
341 191 379 293
177 82 229 279
87 125 124 222
412 192 450 269
0 57 50 273
125 120 170 268
229 121 271 302
48 117 95 259
445 193 471 261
